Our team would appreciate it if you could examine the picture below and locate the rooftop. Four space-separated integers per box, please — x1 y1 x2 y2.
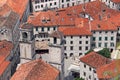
11 59 59 80
80 51 111 68
97 60 120 79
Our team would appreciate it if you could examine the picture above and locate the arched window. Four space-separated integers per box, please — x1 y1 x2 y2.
64 53 67 59
22 32 28 38
70 53 73 57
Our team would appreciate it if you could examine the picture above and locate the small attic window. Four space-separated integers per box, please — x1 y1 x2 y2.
97 24 101 28
102 9 106 12
42 19 47 23
67 13 71 16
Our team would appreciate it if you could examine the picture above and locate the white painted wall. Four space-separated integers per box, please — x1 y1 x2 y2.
80 61 98 80
91 31 117 50
64 36 91 57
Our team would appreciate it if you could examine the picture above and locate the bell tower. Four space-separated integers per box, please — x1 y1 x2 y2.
19 23 35 64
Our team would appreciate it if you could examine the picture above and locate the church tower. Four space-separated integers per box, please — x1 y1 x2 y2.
19 23 35 64
49 31 65 80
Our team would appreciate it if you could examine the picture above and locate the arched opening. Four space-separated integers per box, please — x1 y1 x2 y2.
70 53 73 57
64 53 67 59
22 32 28 38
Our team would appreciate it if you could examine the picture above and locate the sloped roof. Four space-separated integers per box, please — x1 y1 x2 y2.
97 60 120 79
11 59 59 80
80 52 111 68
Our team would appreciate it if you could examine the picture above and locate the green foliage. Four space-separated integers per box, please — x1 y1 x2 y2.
98 48 111 58
74 78 84 80
85 49 93 55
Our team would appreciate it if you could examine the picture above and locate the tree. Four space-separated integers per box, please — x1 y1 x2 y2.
74 78 84 80
98 48 111 58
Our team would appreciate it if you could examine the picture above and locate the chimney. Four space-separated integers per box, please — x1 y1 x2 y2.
89 20 91 31
99 14 102 21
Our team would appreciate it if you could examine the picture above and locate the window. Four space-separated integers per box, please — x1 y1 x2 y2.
105 43 107 47
79 46 82 50
86 41 88 44
98 43 101 47
54 37 57 44
22 32 27 38
67 3 69 7
70 46 73 50
93 37 95 41
93 70 96 73
86 36 88 38
91 43 95 47
79 53 82 56
105 31 108 33
50 3 52 6
36 27 38 31
47 27 50 31
71 36 73 39
70 41 73 44
85 47 88 50
72 3 74 6
89 75 91 79
64 53 67 58
64 36 66 38
79 41 82 44
84 72 86 76
70 53 73 57
110 43 114 47
64 46 66 50
53 27 56 30
111 37 114 40
105 37 108 41
41 27 44 31
41 5 43 8
79 36 82 38
54 2 56 5
89 67 91 71
99 37 102 41
84 64 86 68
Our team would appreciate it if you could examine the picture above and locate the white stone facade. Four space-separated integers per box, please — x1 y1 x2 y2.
32 0 95 12
91 30 117 51
64 36 91 58
80 61 98 80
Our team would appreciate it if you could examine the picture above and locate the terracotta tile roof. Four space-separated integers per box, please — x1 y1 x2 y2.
0 55 10 76
90 20 118 31
80 52 111 68
97 60 120 79
0 40 13 59
0 11 19 30
28 1 119 31
20 23 33 29
60 27 92 36
0 0 29 19
28 11 59 27
11 59 59 80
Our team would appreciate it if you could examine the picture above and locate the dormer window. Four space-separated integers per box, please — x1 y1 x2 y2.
42 19 46 23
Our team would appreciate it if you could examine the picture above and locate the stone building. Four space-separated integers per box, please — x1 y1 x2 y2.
80 51 111 80
31 0 95 12
19 23 35 64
